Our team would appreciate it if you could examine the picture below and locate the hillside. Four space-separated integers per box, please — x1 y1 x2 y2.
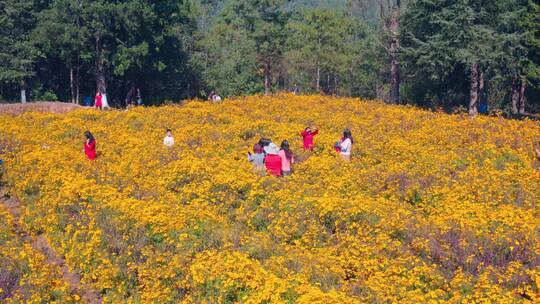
0 95 539 303
0 102 81 115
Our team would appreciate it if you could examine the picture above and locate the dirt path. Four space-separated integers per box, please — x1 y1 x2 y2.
0 102 83 115
0 188 102 304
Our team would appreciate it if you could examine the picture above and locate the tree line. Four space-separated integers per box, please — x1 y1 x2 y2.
0 0 538 114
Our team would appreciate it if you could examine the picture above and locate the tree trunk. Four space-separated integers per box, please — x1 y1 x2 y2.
264 62 270 96
518 80 526 114
511 79 520 114
95 36 107 94
76 0 81 104
75 66 80 105
469 62 479 116
389 0 401 104
478 70 485 99
70 67 75 103
334 73 338 95
316 60 320 92
20 80 27 103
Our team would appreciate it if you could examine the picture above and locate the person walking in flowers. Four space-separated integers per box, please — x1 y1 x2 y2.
278 140 295 176
163 129 175 147
301 126 318 151
83 130 97 160
335 129 353 161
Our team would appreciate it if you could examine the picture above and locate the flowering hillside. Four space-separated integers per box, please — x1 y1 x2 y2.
0 95 539 303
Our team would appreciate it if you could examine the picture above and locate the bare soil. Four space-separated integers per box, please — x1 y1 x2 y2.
0 102 83 115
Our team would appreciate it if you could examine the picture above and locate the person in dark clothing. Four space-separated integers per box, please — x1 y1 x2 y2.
125 87 135 107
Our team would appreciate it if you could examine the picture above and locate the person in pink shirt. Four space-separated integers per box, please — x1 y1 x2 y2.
278 140 295 176
301 127 318 150
264 143 282 176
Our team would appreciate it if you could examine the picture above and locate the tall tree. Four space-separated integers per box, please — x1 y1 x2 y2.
0 0 38 103
378 0 401 104
33 0 199 104
201 0 288 96
401 0 528 114
284 8 374 95
34 0 87 103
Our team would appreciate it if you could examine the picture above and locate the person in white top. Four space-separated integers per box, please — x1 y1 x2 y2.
338 129 353 161
163 129 174 147
101 93 110 110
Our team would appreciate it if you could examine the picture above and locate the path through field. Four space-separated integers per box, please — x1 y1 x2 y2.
0 187 102 304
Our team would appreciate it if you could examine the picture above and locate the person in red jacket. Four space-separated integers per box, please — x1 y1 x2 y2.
301 127 318 150
263 142 282 176
84 130 97 160
94 91 103 110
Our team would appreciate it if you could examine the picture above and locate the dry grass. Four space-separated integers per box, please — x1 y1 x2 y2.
0 102 82 115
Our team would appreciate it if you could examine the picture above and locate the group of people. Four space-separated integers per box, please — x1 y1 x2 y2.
208 91 222 102
91 88 143 110
83 126 353 178
248 139 295 177
76 126 540 177
245 127 354 177
125 88 143 107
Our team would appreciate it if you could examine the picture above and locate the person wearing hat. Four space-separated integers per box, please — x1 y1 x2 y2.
264 142 282 176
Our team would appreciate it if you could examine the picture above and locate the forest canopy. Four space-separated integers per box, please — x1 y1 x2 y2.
0 0 538 114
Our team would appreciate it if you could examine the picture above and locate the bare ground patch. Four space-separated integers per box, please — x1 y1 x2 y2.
0 102 83 115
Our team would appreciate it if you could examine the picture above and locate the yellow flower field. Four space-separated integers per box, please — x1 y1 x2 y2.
0 94 539 303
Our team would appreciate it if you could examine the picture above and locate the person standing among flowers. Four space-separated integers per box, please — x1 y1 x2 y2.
278 140 295 176
264 143 282 176
101 92 110 110
301 127 318 151
84 130 97 160
534 141 540 161
248 143 265 169
335 129 353 161
163 129 175 147
94 91 102 110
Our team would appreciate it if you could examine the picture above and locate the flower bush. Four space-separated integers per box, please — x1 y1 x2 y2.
0 94 539 303
0 205 79 303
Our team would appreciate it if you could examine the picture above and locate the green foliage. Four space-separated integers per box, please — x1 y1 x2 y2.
0 0 537 112
0 0 38 84
401 0 536 110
